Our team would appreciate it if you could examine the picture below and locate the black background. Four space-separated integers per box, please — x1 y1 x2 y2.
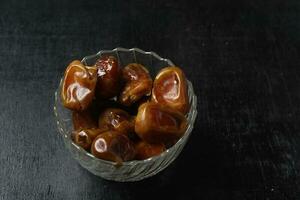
0 0 300 199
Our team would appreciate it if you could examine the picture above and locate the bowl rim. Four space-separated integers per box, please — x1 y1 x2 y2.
53 47 198 166
81 47 175 66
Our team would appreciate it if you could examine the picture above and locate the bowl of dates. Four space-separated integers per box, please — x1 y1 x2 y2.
54 48 197 182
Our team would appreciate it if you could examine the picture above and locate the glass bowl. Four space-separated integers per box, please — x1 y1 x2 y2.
53 47 197 182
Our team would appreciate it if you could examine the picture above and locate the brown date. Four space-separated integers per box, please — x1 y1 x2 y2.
135 141 166 160
72 110 98 130
152 66 189 114
127 96 151 115
72 128 108 150
61 60 97 111
119 63 152 106
98 108 135 135
91 131 136 162
135 102 187 144
95 56 120 99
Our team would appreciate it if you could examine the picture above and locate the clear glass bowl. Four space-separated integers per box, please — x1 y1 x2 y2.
53 47 197 182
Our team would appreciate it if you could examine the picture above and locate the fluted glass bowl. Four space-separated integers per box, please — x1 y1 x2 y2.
54 47 197 182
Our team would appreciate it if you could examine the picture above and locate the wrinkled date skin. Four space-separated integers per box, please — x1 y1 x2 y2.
72 128 108 150
135 102 187 144
98 108 135 135
152 66 189 114
61 60 97 111
119 63 152 106
95 56 120 99
91 131 136 163
135 141 166 160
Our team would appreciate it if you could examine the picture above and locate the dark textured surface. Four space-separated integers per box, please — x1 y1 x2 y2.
0 0 300 199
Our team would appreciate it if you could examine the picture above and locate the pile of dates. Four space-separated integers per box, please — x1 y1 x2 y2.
61 56 189 163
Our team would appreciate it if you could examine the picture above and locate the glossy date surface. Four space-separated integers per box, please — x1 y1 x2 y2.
135 102 187 144
91 131 136 163
152 66 189 114
61 60 97 111
95 56 120 99
98 108 135 135
72 128 107 150
119 63 152 106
